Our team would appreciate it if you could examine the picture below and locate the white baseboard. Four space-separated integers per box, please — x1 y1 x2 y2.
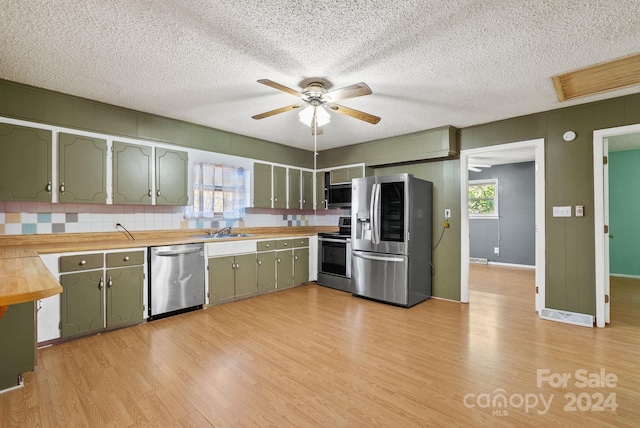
487 261 535 269
610 273 640 279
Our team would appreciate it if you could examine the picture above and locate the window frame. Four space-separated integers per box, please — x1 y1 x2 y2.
189 162 246 220
468 179 499 219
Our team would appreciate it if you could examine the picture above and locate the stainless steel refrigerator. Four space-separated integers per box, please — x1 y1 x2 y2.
351 173 432 307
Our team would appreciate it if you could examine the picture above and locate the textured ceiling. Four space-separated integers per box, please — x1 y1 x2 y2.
2 1 640 151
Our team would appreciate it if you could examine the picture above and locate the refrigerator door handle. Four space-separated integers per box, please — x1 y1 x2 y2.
353 251 404 263
371 183 381 245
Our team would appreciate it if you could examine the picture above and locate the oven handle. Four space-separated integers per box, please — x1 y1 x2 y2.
318 237 351 243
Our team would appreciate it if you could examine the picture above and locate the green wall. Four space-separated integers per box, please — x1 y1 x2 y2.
0 79 314 168
316 93 640 315
609 150 640 276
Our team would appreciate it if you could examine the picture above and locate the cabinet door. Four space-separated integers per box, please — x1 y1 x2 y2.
301 170 313 210
276 250 294 289
273 166 287 209
155 148 188 205
253 162 272 208
288 168 300 209
113 141 152 205
315 170 325 210
347 166 364 180
257 251 276 294
234 254 258 298
60 270 104 338
106 266 144 328
209 256 235 304
0 123 52 201
293 248 310 285
58 132 107 204
330 168 349 184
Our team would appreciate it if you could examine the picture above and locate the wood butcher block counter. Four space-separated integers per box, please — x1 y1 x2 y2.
0 226 336 316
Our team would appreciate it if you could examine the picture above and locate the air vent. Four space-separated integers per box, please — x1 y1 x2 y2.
540 308 594 328
469 257 488 264
552 53 640 102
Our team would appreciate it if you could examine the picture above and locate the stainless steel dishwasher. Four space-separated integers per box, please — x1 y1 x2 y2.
148 243 205 320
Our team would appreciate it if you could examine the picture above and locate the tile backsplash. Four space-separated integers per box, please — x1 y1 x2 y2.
0 201 344 236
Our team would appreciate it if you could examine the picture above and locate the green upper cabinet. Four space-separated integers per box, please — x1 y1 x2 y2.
301 170 313 210
155 148 188 205
0 123 52 201
330 165 363 184
113 141 152 205
273 165 286 209
288 168 300 209
253 162 272 208
58 132 107 204
315 170 325 210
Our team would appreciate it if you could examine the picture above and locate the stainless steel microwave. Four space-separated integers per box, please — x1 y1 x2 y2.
327 184 351 208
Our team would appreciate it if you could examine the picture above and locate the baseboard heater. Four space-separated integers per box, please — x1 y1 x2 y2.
469 257 488 264
539 308 594 328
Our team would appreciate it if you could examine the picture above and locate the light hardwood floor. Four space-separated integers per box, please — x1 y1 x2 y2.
1 265 639 427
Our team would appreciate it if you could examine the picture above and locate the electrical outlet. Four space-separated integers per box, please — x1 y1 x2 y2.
494 247 500 254
444 209 451 220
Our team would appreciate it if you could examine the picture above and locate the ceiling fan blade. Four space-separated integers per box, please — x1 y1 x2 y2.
257 79 302 97
327 82 372 101
252 104 302 120
327 104 381 125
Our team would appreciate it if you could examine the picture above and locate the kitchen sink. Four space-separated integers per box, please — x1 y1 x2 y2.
192 233 254 239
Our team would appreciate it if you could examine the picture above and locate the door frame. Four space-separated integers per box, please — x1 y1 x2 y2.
593 123 640 327
460 138 545 311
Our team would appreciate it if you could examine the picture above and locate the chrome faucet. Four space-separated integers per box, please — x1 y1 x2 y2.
209 226 232 236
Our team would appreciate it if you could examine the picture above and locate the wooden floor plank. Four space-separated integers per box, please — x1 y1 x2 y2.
1 265 639 426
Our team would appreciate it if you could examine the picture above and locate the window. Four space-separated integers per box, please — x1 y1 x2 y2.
187 162 246 219
468 179 498 218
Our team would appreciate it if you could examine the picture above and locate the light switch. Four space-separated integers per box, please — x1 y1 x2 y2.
552 206 572 217
575 205 584 217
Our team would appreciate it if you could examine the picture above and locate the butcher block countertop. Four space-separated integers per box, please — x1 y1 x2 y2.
0 226 335 308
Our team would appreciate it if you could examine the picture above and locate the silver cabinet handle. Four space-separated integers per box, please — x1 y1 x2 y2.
236 262 239 269
148 189 152 197
258 260 262 266
98 277 104 290
157 189 160 197
107 277 113 288
294 255 298 261
124 256 130 261
79 260 87 266
284 242 288 247
265 244 270 248
277 258 281 263
60 182 65 193
46 182 52 192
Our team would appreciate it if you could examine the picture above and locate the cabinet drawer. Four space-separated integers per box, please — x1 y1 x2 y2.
59 253 104 273
276 240 292 250
106 251 145 267
293 238 309 248
257 240 276 252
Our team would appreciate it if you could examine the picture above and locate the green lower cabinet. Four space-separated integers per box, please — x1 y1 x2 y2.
60 270 105 338
0 302 35 391
106 266 144 328
276 250 294 289
233 254 258 298
257 250 276 294
209 256 236 304
209 254 257 302
293 248 309 285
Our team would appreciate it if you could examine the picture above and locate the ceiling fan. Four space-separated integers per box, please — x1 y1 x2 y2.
251 79 381 135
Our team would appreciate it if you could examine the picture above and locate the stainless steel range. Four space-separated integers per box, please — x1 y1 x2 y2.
317 216 352 292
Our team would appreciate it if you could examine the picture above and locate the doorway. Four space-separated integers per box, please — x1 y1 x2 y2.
460 139 545 312
593 123 640 327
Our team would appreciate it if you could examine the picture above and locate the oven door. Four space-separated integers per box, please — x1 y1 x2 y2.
318 237 351 278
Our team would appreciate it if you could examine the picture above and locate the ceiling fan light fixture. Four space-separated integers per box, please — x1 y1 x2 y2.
298 105 330 128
